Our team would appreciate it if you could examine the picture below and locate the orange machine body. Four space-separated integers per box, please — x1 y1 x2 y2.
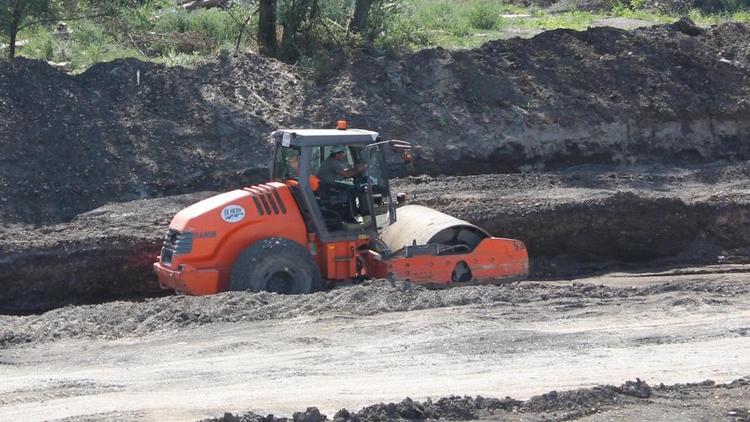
154 127 529 295
153 182 367 294
363 238 528 285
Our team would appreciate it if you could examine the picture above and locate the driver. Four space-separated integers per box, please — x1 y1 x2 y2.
317 146 367 225
317 146 367 185
285 153 320 191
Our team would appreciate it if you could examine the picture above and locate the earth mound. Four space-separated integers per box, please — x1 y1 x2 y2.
1 22 749 225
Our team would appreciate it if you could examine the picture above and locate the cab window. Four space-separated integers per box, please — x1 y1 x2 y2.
272 146 301 181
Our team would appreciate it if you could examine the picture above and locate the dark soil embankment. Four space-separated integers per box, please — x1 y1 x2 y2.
0 193 214 314
203 377 750 422
1 21 749 225
3 164 750 314
394 163 750 277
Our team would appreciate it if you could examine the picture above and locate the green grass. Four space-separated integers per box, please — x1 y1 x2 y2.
16 3 249 72
378 0 600 50
153 8 246 47
152 50 209 68
19 22 141 72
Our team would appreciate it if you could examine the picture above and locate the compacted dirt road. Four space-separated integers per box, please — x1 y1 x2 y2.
1 266 749 421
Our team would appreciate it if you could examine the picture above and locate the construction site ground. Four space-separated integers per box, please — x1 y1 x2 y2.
1 270 749 421
1 19 750 422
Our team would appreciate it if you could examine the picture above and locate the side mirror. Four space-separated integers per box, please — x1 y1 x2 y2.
396 192 408 204
388 140 413 164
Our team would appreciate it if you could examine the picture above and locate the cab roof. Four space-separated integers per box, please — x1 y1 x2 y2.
271 129 380 147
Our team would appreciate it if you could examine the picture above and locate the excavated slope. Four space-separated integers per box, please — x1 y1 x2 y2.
1 22 749 224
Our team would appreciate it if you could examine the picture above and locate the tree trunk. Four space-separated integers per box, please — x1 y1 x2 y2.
257 0 277 56
8 4 21 61
349 0 373 33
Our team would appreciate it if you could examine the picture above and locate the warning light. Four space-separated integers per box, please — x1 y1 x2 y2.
336 120 348 130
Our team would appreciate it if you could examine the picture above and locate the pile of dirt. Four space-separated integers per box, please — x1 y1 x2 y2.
2 276 747 348
0 55 295 225
2 21 749 225
202 377 750 422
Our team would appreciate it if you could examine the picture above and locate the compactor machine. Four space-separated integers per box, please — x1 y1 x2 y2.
154 124 528 295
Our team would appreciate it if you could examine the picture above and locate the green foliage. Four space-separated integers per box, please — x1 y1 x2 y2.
6 0 750 69
1 0 53 60
316 0 351 23
22 26 57 60
119 1 163 32
466 1 503 30
732 9 750 21
154 7 244 46
520 10 595 29
0 0 51 34
367 1 430 56
153 49 206 68
20 19 140 71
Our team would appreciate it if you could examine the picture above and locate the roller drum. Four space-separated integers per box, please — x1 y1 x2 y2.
380 205 490 254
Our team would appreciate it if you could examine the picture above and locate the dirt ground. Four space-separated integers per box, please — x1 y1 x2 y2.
1 269 749 421
2 20 750 422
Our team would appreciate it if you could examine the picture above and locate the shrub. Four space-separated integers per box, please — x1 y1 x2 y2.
22 27 59 61
466 1 503 30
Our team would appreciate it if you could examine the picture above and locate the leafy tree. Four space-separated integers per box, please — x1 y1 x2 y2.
277 0 318 62
1 0 51 60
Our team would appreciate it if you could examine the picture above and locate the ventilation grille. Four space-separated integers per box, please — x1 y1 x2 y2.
245 184 287 216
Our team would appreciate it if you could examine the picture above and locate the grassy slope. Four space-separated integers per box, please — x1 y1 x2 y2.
9 0 750 72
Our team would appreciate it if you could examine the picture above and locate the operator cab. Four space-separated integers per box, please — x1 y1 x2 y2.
270 127 402 242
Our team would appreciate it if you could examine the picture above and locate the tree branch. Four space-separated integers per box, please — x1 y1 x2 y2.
19 12 114 31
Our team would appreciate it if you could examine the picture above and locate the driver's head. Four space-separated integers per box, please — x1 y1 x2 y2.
288 154 299 173
330 146 346 160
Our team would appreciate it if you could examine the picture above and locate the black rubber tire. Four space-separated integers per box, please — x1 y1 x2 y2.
230 237 324 294
451 260 473 283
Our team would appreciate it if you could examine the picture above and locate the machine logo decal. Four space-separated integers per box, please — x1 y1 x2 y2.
221 205 246 223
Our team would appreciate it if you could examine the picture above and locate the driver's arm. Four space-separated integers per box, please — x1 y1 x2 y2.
337 163 367 178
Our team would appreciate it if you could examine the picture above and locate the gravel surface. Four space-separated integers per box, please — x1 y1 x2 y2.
2 267 748 421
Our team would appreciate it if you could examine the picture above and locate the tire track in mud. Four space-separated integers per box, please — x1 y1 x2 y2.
0 379 125 407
